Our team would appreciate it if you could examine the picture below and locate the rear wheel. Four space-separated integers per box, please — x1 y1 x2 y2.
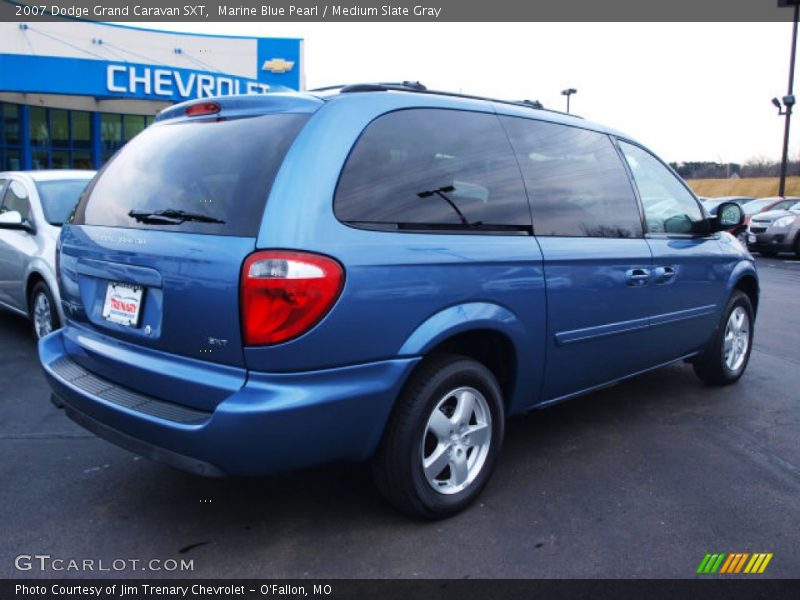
372 354 505 518
693 290 754 385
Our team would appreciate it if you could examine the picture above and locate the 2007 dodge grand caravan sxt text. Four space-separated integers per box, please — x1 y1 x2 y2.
40 83 758 518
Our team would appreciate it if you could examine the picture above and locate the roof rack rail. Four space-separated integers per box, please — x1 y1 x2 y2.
519 99 544 109
317 81 581 118
340 81 427 93
310 81 427 93
309 84 350 92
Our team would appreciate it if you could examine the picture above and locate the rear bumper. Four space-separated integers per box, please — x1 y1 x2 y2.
40 329 419 477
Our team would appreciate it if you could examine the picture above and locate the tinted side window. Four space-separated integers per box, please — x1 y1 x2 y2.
618 141 705 235
501 117 642 238
1 181 31 219
335 109 530 230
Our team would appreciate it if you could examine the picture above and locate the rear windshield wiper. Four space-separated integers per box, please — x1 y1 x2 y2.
418 185 473 226
128 209 225 225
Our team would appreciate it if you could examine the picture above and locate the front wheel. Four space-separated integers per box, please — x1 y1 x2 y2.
693 290 754 385
372 354 505 518
29 281 60 341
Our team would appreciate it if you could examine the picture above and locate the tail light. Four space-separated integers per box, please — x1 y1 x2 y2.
240 251 344 346
185 102 221 117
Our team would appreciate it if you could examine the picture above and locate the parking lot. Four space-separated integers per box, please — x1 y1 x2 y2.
1 255 798 579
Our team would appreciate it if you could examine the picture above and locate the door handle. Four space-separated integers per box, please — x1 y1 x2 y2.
625 268 650 286
654 266 677 284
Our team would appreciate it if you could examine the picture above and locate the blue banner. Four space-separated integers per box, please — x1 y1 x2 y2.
0 51 301 102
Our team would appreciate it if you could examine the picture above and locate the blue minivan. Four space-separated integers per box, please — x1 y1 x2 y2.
40 83 758 517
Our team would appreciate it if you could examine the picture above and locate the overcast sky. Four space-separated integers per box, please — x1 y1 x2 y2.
128 22 796 165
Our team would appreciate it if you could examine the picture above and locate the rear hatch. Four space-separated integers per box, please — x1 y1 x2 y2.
59 102 312 409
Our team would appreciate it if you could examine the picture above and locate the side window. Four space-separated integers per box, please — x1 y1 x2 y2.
1 181 31 219
334 109 530 230
501 116 642 238
618 141 705 235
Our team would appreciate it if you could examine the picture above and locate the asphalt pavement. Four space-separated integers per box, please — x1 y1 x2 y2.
1 256 798 579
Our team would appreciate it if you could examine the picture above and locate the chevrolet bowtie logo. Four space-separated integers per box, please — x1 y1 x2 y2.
261 58 295 74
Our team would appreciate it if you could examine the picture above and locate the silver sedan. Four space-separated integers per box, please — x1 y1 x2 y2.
0 170 95 339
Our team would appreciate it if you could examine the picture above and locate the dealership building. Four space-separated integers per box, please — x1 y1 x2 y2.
0 21 304 171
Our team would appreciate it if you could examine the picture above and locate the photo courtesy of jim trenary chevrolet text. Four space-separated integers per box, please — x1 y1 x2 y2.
0 0 799 598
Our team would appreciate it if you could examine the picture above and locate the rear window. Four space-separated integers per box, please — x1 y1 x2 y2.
73 114 309 236
36 179 92 225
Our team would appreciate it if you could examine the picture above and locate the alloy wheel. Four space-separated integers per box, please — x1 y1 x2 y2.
421 386 492 495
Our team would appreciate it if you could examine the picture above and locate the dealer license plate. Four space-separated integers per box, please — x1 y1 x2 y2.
101 281 144 327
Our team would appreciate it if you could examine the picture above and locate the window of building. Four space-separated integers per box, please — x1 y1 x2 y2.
51 109 69 148
102 113 151 162
501 116 642 238
335 109 531 231
0 103 23 170
29 107 108 169
2 104 155 170
124 115 147 142
618 141 706 235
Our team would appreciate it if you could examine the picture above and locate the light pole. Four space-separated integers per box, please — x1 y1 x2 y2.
776 0 800 197
561 88 577 113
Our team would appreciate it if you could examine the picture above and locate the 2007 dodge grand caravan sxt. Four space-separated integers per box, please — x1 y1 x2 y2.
40 83 758 518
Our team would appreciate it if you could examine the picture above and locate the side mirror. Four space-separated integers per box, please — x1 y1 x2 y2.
710 202 744 231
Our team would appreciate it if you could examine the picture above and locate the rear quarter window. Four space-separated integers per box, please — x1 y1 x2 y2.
334 108 531 232
73 113 309 237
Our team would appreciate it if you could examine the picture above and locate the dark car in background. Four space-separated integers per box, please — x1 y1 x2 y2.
748 200 800 257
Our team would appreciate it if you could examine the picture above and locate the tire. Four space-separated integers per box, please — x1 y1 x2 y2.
693 290 754 386
29 281 60 341
372 354 505 519
795 234 800 258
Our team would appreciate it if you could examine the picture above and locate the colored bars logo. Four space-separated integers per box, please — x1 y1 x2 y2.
697 553 773 574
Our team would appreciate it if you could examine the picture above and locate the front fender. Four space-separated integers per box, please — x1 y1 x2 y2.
726 259 759 305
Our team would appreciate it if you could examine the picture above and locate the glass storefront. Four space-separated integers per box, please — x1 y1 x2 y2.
1 103 22 170
0 101 155 171
101 113 154 162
